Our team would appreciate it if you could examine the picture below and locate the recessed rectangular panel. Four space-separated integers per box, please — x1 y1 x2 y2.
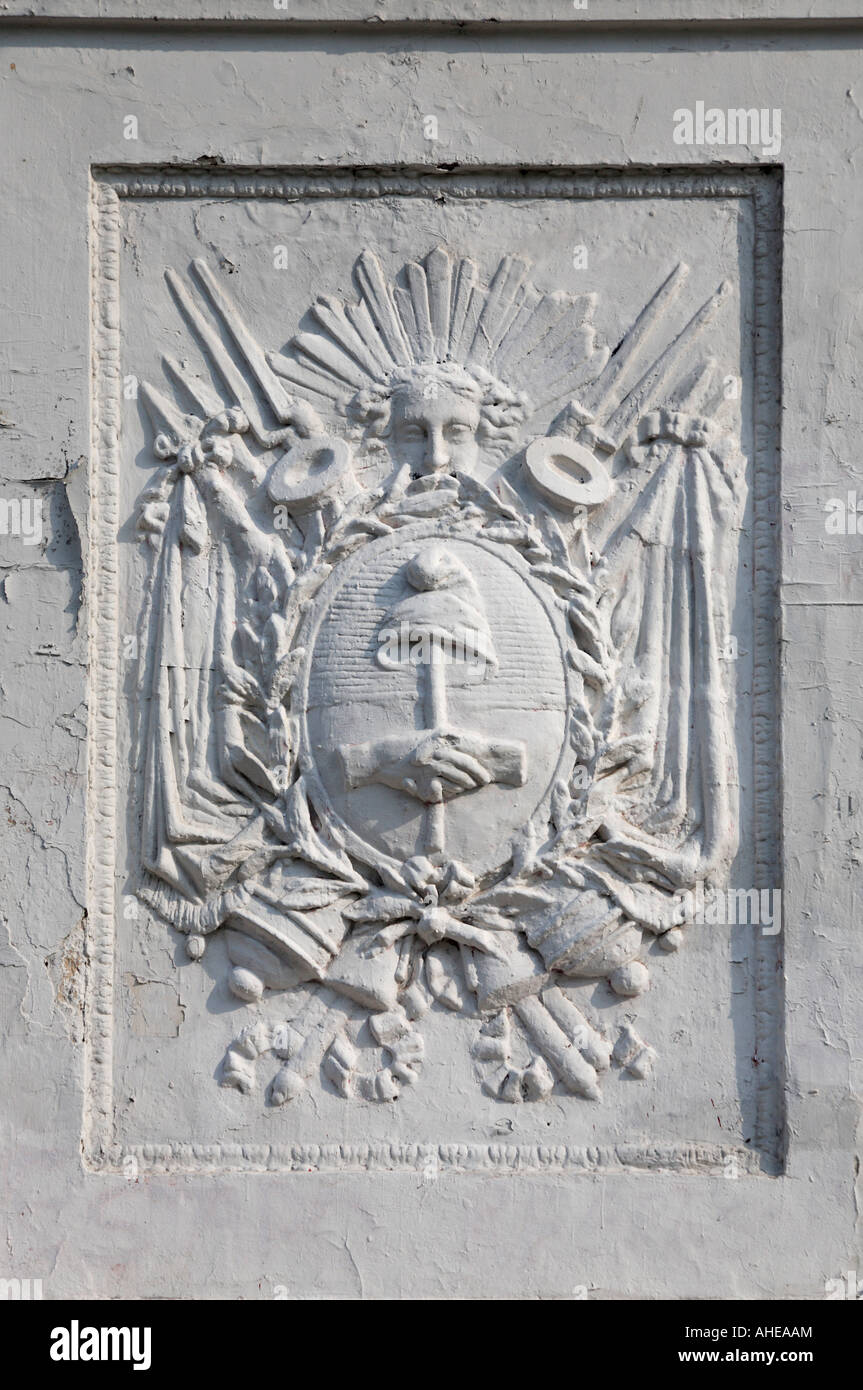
86 167 782 1175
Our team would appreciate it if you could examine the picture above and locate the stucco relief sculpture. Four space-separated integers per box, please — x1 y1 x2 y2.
133 245 743 1104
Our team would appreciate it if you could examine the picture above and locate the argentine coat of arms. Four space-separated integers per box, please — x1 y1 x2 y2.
133 244 742 1105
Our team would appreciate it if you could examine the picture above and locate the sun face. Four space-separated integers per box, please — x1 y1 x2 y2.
347 360 528 477
389 379 482 476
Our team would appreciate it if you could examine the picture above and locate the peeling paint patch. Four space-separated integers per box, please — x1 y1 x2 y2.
45 916 87 1043
123 976 185 1039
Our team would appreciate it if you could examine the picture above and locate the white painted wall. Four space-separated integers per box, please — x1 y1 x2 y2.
0 6 860 1300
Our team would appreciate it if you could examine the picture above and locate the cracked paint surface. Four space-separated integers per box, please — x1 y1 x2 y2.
0 14 860 1300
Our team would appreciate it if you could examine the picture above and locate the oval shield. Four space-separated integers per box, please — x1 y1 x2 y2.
301 525 570 876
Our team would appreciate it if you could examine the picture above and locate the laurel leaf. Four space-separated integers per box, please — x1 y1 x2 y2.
344 894 416 925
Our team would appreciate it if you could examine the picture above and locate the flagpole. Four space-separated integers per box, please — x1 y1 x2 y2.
423 637 447 855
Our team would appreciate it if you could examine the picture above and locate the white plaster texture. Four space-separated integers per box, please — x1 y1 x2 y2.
0 8 860 1300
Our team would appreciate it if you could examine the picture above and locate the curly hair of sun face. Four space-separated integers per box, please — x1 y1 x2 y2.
345 362 531 459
